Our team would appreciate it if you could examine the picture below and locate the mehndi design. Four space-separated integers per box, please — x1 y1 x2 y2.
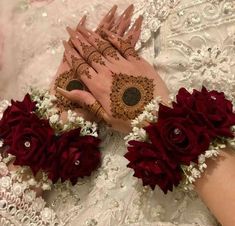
118 38 140 60
81 42 105 66
86 101 105 122
71 55 91 79
54 69 85 111
110 73 154 120
95 38 119 60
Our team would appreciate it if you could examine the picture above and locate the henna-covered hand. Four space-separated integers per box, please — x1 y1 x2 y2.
58 11 169 133
51 5 140 121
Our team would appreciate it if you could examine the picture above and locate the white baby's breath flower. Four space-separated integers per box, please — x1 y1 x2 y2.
42 183 51 191
28 178 37 186
49 114 59 124
219 144 226 149
199 163 207 172
198 154 206 164
204 149 219 158
188 175 195 184
191 168 201 178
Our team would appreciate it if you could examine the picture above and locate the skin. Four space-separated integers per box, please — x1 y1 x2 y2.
195 149 235 226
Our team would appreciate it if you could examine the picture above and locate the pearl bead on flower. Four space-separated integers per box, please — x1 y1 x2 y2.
211 95 216 100
24 141 31 148
174 128 181 135
74 160 80 166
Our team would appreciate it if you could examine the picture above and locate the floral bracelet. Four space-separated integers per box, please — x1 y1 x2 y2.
0 89 101 188
124 87 235 193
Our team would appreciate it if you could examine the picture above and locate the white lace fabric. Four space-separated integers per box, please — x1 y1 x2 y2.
1 0 234 225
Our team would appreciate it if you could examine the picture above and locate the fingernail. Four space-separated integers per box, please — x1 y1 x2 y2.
132 15 143 30
123 4 134 19
56 87 70 97
66 27 76 37
78 15 87 27
107 5 118 18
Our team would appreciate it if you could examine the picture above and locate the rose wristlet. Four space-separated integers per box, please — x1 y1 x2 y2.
124 87 235 193
0 89 101 189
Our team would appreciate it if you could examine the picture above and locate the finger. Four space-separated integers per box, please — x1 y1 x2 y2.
63 41 80 66
63 40 108 98
103 29 140 61
125 15 143 47
67 15 87 47
63 41 95 80
96 5 117 32
56 87 109 123
77 25 125 63
56 87 94 107
111 4 134 36
67 27 111 72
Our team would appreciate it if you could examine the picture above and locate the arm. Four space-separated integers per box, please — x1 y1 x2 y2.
195 148 235 226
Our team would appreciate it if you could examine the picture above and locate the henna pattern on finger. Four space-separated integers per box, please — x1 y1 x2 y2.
96 26 108 40
81 42 105 66
110 73 154 120
118 37 140 60
85 101 105 122
71 55 91 79
94 38 119 60
54 69 84 111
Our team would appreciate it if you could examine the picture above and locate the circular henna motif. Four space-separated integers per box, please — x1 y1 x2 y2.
66 79 85 91
122 87 141 106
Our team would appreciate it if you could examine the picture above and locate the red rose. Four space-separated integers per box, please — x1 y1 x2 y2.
176 87 235 138
7 114 55 174
146 104 211 166
125 140 182 193
0 94 36 142
48 128 101 184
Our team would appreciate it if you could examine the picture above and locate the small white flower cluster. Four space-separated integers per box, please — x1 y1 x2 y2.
31 89 58 118
124 97 162 145
30 89 98 137
64 110 98 137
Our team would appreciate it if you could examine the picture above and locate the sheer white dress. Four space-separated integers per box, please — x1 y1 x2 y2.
0 0 234 225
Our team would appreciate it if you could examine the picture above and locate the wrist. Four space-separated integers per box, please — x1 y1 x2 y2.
195 149 235 226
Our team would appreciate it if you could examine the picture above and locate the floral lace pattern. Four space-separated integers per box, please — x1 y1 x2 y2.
0 153 61 226
132 0 181 49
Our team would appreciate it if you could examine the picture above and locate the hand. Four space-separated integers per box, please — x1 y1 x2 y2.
51 5 140 122
57 22 169 133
